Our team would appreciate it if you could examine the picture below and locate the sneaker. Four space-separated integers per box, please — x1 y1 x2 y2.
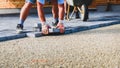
75 11 80 19
16 24 23 33
52 20 59 26
64 14 67 20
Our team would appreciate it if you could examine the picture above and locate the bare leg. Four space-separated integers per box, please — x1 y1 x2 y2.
64 0 67 14
37 2 50 35
20 2 33 21
51 0 64 21
52 0 58 25
58 4 64 20
37 2 46 24
64 0 68 19
57 3 65 33
16 2 33 33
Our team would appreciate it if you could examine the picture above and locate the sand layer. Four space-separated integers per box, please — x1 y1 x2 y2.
0 24 120 68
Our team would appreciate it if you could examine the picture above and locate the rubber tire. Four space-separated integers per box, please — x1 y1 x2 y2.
80 4 88 21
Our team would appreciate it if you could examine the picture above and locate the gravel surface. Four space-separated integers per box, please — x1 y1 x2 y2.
0 24 120 68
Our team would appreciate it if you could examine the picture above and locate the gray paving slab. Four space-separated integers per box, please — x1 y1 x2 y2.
27 32 42 38
0 11 120 41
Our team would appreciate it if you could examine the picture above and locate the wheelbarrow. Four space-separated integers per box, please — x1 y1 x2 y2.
66 0 93 21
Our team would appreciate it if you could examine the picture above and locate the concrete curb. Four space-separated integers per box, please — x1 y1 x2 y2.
65 21 120 34
25 21 120 37
0 33 27 42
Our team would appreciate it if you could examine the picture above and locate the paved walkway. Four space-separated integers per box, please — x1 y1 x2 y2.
0 11 120 42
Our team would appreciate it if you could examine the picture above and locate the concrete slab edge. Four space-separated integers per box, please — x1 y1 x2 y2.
0 33 27 42
65 21 120 34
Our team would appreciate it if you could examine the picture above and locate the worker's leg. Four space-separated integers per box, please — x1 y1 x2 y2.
51 0 59 26
37 0 50 34
57 0 65 33
16 0 35 33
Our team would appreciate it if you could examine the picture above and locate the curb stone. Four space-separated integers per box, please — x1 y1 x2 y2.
0 33 26 42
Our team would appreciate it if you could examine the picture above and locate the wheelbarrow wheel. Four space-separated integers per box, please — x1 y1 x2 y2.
80 4 88 21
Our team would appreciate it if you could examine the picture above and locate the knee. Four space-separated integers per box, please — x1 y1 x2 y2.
37 2 44 8
24 2 33 8
58 4 64 9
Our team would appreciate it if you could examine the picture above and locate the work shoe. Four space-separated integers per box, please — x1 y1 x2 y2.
75 11 80 19
52 20 59 27
16 24 23 33
56 23 65 34
64 14 67 20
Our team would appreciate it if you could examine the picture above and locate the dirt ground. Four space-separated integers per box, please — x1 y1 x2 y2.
0 24 120 68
